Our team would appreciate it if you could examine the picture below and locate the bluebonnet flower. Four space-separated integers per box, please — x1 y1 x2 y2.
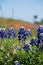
18 27 26 42
1 33 7 38
0 28 7 38
13 33 16 38
37 25 43 34
8 27 16 38
22 31 27 41
37 25 43 45
0 29 1 38
22 35 26 41
14 61 20 65
18 27 25 35
19 27 25 31
23 43 30 51
27 29 32 36
30 37 38 46
38 33 43 43
8 28 14 34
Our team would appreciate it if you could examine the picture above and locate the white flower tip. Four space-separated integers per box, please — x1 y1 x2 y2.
33 37 36 39
28 29 31 31
39 25 43 27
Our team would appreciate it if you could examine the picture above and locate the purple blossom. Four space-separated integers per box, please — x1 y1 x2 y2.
0 29 7 38
30 37 38 46
37 25 43 34
23 43 30 51
38 33 43 43
8 27 16 38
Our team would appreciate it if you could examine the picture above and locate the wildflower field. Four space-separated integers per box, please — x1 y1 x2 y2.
0 26 43 65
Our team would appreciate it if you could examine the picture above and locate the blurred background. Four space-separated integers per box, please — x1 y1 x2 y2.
0 0 43 28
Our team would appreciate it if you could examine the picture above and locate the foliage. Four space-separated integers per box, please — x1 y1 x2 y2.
0 26 43 65
0 38 43 65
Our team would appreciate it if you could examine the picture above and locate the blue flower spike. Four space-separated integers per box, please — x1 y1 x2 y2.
23 43 30 51
18 26 25 35
39 33 43 43
18 27 27 42
30 37 38 46
37 25 43 34
0 28 7 38
37 25 43 44
8 27 16 38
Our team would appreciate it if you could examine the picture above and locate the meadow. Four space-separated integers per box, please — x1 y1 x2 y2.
0 29 43 65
